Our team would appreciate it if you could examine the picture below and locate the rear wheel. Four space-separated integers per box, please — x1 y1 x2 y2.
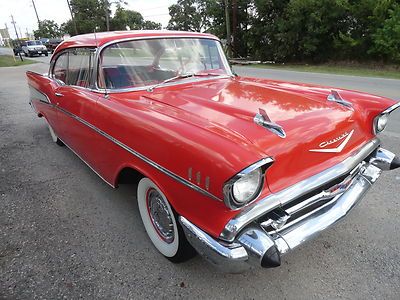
137 177 196 263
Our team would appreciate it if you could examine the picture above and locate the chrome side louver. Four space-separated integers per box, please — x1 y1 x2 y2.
327 90 353 109
254 108 286 138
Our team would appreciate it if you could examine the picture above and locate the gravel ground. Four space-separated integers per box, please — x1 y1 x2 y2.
1 62 400 299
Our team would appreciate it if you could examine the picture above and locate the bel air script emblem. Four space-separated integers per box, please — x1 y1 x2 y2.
309 129 354 153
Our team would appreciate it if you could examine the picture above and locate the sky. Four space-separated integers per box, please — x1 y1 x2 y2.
0 0 177 39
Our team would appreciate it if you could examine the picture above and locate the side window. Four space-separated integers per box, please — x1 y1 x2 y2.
52 48 95 88
67 49 93 88
202 42 222 70
53 52 68 84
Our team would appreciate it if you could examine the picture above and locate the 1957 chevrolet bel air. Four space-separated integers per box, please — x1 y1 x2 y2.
27 31 400 272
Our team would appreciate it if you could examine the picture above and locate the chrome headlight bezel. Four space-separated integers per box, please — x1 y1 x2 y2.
223 158 273 210
373 113 389 134
373 102 400 135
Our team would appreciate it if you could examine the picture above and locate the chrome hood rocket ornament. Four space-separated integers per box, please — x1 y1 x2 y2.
327 90 353 109
254 108 286 138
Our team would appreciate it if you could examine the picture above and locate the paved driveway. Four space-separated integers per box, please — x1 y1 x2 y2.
1 61 399 299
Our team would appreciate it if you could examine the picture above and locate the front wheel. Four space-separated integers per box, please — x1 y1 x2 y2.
137 177 196 263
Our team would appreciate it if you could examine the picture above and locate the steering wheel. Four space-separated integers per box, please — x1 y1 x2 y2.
177 56 207 74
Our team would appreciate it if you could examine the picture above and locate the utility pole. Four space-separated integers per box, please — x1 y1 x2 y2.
104 0 110 31
31 0 41 27
66 0 78 35
232 0 237 57
224 0 232 58
10 15 23 61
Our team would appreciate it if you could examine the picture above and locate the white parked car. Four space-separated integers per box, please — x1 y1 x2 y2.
22 40 48 57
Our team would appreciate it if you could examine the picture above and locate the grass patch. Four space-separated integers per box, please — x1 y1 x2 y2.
0 55 36 67
251 63 400 80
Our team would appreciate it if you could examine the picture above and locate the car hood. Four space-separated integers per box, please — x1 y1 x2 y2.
144 76 376 192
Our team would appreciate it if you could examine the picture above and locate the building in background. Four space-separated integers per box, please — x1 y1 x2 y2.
0 27 11 47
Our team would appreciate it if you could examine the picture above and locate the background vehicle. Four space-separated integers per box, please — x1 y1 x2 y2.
11 39 28 56
39 38 63 53
22 40 48 57
46 38 63 53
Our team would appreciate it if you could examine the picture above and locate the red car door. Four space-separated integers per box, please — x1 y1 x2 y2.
51 48 105 175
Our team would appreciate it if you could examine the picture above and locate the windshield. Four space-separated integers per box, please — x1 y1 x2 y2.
100 38 231 89
27 41 42 46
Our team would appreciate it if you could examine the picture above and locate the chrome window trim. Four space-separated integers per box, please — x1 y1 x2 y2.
49 47 97 88
90 75 232 94
94 35 233 93
29 84 223 202
373 101 400 134
49 49 68 85
220 138 380 242
382 101 400 115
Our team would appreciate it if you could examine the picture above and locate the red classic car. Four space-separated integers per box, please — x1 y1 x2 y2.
27 31 399 272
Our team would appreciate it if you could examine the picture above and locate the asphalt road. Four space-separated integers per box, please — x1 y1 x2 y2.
1 58 400 299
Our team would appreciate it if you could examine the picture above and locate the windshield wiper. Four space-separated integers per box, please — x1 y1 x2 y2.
147 73 195 92
192 72 229 77
147 72 231 92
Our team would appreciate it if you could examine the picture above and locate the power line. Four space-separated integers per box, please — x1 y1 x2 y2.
143 13 170 18
140 5 170 11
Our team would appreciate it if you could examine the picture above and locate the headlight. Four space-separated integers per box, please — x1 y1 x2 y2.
373 102 400 134
223 158 273 210
374 113 390 134
375 114 389 133
233 168 262 203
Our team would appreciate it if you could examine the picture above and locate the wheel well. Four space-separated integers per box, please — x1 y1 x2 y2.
115 167 144 187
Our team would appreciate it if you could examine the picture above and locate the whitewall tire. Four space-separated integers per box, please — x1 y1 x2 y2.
137 177 196 262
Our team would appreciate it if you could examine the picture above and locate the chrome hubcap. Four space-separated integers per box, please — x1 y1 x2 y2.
146 188 175 243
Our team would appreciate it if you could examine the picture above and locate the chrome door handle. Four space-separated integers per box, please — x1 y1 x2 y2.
55 92 64 97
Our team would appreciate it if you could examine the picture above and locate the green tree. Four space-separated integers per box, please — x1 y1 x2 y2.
61 1 162 35
142 20 162 30
167 0 203 31
34 20 61 39
249 0 289 61
111 7 144 30
275 0 352 62
329 0 396 61
62 0 107 35
370 4 400 62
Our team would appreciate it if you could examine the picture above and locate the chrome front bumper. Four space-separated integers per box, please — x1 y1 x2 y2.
179 143 399 272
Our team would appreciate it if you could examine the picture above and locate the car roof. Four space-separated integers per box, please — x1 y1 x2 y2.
54 30 219 55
